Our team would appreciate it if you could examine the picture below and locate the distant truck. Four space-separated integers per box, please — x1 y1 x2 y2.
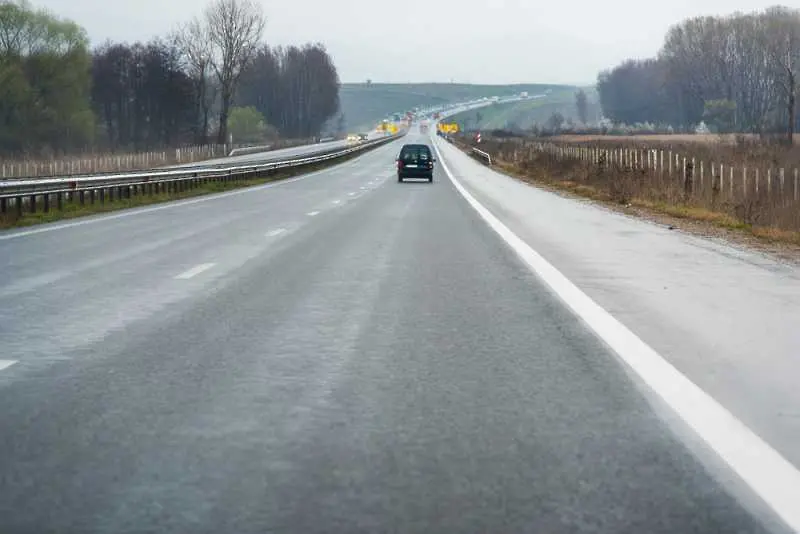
520 91 529 98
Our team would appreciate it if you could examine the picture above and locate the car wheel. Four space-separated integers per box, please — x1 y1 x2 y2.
427 174 433 183
398 175 403 183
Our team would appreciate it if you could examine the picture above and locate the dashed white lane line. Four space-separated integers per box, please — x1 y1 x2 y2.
432 139 800 532
348 192 357 196
266 228 287 238
174 262 216 280
307 211 320 217
0 360 18 372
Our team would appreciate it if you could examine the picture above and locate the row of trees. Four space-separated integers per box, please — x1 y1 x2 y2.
0 0 342 156
597 6 800 141
237 44 340 138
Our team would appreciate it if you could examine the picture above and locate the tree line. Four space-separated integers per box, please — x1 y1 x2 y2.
0 0 341 157
596 6 800 141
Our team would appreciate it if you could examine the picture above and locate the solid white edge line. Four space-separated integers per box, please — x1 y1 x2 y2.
432 139 800 532
0 360 18 371
307 211 320 217
174 262 216 280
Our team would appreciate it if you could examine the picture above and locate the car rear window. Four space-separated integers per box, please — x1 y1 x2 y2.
400 146 431 162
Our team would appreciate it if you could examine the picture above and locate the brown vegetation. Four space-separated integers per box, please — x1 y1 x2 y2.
467 136 800 244
552 134 800 145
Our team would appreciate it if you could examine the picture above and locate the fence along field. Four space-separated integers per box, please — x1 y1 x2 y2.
0 145 228 179
472 136 800 235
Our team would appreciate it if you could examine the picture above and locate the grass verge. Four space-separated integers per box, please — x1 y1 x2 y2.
0 145 383 230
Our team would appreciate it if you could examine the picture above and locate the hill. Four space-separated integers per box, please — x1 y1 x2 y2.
337 83 576 132
445 87 601 132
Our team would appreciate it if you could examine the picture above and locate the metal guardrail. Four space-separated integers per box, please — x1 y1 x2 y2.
471 147 492 165
0 134 403 217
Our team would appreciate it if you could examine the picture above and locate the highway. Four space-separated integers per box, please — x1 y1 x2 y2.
0 130 794 533
169 138 353 169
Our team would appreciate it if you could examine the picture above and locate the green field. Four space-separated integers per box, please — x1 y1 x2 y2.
338 82 576 132
445 87 601 132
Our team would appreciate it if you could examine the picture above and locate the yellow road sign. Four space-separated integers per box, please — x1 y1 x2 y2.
438 123 460 134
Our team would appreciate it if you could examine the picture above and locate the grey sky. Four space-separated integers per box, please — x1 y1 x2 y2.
38 0 784 84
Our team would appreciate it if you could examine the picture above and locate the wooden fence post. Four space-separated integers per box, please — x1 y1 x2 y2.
668 151 672 176
767 169 772 195
743 167 748 198
700 161 704 190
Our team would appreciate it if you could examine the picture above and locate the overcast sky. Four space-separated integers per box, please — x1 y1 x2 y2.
38 0 784 84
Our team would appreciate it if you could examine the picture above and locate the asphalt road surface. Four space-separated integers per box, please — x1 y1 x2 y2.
0 133 787 533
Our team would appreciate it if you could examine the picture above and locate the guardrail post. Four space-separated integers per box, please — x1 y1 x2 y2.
30 194 36 213
0 197 6 214
99 188 105 204
16 197 22 216
57 192 63 211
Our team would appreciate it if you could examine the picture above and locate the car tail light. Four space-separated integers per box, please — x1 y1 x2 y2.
397 160 404 168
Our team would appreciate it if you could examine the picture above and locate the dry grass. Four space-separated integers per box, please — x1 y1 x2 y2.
474 137 800 247
552 133 800 145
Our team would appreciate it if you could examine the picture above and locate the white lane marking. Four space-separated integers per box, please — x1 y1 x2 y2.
307 211 320 217
331 200 341 205
0 360 18 372
0 164 344 241
266 228 287 238
433 140 800 532
348 192 357 196
174 262 216 280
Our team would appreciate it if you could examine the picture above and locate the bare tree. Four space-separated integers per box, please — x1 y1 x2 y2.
575 89 588 123
600 7 800 134
238 44 340 138
174 18 215 143
205 0 265 144
765 7 800 143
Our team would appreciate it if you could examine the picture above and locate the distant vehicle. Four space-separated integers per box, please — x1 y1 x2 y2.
346 134 360 144
396 143 435 183
358 133 368 141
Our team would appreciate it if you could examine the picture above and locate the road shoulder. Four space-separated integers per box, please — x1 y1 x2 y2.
434 136 800 477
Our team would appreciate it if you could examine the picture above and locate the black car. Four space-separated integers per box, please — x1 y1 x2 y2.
396 144 435 183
